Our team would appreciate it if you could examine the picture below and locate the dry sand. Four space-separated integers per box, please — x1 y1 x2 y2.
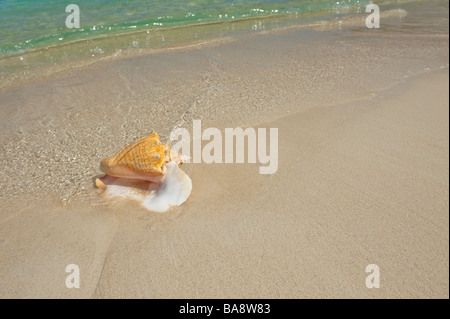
0 0 448 298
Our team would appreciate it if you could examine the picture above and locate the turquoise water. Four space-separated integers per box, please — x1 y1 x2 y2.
0 0 371 58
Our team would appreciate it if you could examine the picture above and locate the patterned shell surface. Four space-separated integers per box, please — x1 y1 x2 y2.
101 131 168 176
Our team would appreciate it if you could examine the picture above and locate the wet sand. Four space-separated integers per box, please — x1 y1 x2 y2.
0 0 448 298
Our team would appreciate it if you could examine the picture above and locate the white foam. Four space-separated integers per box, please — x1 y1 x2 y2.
142 162 192 212
102 161 192 213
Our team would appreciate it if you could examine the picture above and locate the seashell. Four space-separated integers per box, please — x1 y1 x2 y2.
99 131 182 184
95 132 192 213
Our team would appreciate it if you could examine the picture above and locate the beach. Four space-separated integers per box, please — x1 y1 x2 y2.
0 0 448 298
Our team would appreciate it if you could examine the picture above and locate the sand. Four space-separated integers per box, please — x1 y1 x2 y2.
0 0 448 298
94 69 450 298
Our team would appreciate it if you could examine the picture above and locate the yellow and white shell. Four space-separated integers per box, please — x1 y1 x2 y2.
95 131 192 213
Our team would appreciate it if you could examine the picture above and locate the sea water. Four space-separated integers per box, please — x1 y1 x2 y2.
0 0 437 82
0 0 380 74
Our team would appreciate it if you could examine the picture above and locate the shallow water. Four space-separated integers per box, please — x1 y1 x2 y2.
1 0 372 57
0 0 427 82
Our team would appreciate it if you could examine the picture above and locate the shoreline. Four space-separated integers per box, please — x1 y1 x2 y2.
0 2 418 90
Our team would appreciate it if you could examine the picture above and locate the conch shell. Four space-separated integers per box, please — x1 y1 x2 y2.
98 131 182 185
95 131 192 213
